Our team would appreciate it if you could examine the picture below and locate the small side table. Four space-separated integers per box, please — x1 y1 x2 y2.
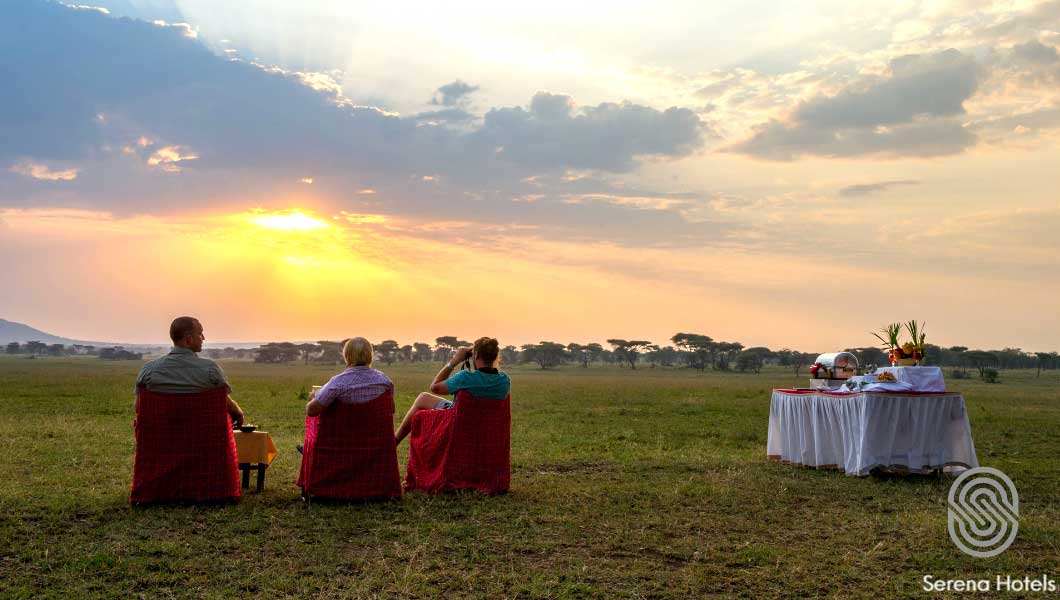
233 430 277 492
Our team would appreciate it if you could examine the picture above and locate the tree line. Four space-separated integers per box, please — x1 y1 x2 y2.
238 334 1060 378
4 341 143 360
7 337 1059 378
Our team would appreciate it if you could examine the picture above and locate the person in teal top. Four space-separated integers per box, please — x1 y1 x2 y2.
443 367 511 400
394 336 510 445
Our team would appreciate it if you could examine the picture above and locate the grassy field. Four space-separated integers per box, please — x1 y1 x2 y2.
0 356 1058 598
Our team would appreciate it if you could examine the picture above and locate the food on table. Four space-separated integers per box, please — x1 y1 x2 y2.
810 352 859 380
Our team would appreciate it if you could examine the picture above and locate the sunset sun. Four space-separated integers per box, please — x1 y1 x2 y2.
248 210 329 231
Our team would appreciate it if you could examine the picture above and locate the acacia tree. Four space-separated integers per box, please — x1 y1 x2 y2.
655 345 679 367
521 342 567 369
413 343 433 362
671 333 713 371
297 343 319 365
963 350 999 379
501 345 519 365
585 343 604 366
567 343 586 367
643 344 662 368
376 340 400 365
435 336 469 363
737 347 772 374
24 341 46 356
716 342 744 370
606 339 653 370
254 342 301 363
315 340 343 364
791 351 813 376
1037 352 1059 377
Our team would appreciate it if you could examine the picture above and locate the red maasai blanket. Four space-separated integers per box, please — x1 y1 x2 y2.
297 388 401 500
405 391 511 495
130 388 241 504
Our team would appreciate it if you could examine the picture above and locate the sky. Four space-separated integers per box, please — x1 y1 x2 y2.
1 0 1059 351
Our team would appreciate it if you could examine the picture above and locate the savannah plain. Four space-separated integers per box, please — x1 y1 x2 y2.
1 357 1058 598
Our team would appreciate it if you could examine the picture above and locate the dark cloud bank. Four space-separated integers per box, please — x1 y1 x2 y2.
730 49 981 160
0 2 707 212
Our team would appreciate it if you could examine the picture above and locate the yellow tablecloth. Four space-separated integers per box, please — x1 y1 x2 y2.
233 431 277 465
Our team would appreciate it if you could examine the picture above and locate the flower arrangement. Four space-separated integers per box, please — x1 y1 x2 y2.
872 320 927 366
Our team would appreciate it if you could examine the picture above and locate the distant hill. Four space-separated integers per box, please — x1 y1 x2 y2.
0 318 155 348
0 318 261 349
0 318 89 345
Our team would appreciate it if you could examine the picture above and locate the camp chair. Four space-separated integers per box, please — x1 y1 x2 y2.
130 387 241 504
405 391 511 494
297 387 401 502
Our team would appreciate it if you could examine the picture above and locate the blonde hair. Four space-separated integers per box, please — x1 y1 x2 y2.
343 337 374 366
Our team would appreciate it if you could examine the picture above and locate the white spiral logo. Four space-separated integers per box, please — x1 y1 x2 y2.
948 467 1019 558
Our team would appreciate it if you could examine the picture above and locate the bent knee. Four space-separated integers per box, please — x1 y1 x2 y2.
415 392 441 406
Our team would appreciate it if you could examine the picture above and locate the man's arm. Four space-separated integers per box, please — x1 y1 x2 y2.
133 363 149 408
227 395 244 427
306 384 333 417
306 397 325 417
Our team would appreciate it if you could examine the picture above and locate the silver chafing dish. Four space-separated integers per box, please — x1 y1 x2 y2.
810 352 859 385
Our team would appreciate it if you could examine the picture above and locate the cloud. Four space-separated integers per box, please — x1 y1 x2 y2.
1012 40 1060 65
473 93 705 172
838 179 920 197
971 107 1060 136
431 79 479 107
0 2 706 205
529 91 575 120
151 19 196 38
146 145 198 172
9 161 79 181
411 107 475 123
728 50 981 160
62 4 109 14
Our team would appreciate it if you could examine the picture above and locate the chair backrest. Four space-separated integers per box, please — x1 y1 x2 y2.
130 387 240 504
314 386 396 447
446 391 511 491
298 387 401 499
451 391 511 442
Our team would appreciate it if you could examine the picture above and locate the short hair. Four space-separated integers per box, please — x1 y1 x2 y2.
473 336 500 367
169 317 201 344
343 337 373 366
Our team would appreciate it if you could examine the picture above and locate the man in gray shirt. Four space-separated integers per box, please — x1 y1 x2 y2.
135 316 245 426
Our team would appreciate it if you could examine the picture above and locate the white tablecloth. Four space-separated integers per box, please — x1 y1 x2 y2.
846 366 946 393
767 389 978 476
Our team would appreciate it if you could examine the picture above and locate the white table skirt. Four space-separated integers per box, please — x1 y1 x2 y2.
767 390 978 476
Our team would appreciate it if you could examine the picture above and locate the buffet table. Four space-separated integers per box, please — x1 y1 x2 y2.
767 388 978 476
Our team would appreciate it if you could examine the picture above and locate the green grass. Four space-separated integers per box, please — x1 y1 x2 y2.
1 356 1058 598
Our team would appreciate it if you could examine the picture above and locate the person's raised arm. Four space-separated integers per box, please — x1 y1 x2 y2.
430 346 469 395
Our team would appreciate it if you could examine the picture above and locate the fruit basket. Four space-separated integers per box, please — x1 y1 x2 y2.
872 321 927 366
